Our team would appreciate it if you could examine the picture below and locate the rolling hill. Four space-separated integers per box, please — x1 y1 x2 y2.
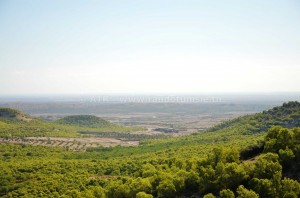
208 101 300 133
102 101 300 157
55 115 117 128
0 108 143 138
1 102 300 197
0 107 33 122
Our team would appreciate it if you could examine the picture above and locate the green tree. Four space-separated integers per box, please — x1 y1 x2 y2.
87 186 106 198
236 185 259 198
204 193 216 198
250 178 277 198
156 180 176 198
220 189 235 198
136 192 153 198
278 147 295 167
281 178 300 198
217 162 247 189
185 170 199 191
130 177 152 196
253 153 282 179
264 126 294 153
198 165 219 194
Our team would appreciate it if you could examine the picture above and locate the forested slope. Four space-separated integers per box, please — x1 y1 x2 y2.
0 102 300 197
208 101 300 133
87 101 299 159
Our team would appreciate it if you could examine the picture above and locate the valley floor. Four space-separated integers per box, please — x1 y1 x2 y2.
0 137 139 151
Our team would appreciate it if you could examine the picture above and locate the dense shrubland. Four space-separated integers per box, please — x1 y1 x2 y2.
208 101 300 134
0 102 300 197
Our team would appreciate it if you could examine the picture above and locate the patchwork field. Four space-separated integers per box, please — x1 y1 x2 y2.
0 137 139 151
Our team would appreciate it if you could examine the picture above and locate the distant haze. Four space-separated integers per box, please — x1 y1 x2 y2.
0 0 300 95
0 93 299 104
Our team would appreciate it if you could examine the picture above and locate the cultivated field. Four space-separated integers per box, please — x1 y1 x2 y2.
0 137 139 151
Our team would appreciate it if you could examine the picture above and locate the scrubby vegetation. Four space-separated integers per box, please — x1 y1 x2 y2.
0 108 27 119
0 108 143 138
0 102 300 197
55 115 116 128
208 101 300 134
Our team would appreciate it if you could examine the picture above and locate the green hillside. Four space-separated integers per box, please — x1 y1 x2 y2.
208 101 300 133
95 101 299 158
0 108 143 138
0 107 22 118
1 102 300 197
0 107 75 137
55 115 117 128
0 107 33 122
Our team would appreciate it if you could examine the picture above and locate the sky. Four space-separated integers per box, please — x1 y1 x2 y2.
0 0 300 95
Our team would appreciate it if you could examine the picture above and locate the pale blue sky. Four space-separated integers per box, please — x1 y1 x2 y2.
0 0 300 94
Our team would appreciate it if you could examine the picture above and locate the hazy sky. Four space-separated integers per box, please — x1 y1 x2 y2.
0 0 300 95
